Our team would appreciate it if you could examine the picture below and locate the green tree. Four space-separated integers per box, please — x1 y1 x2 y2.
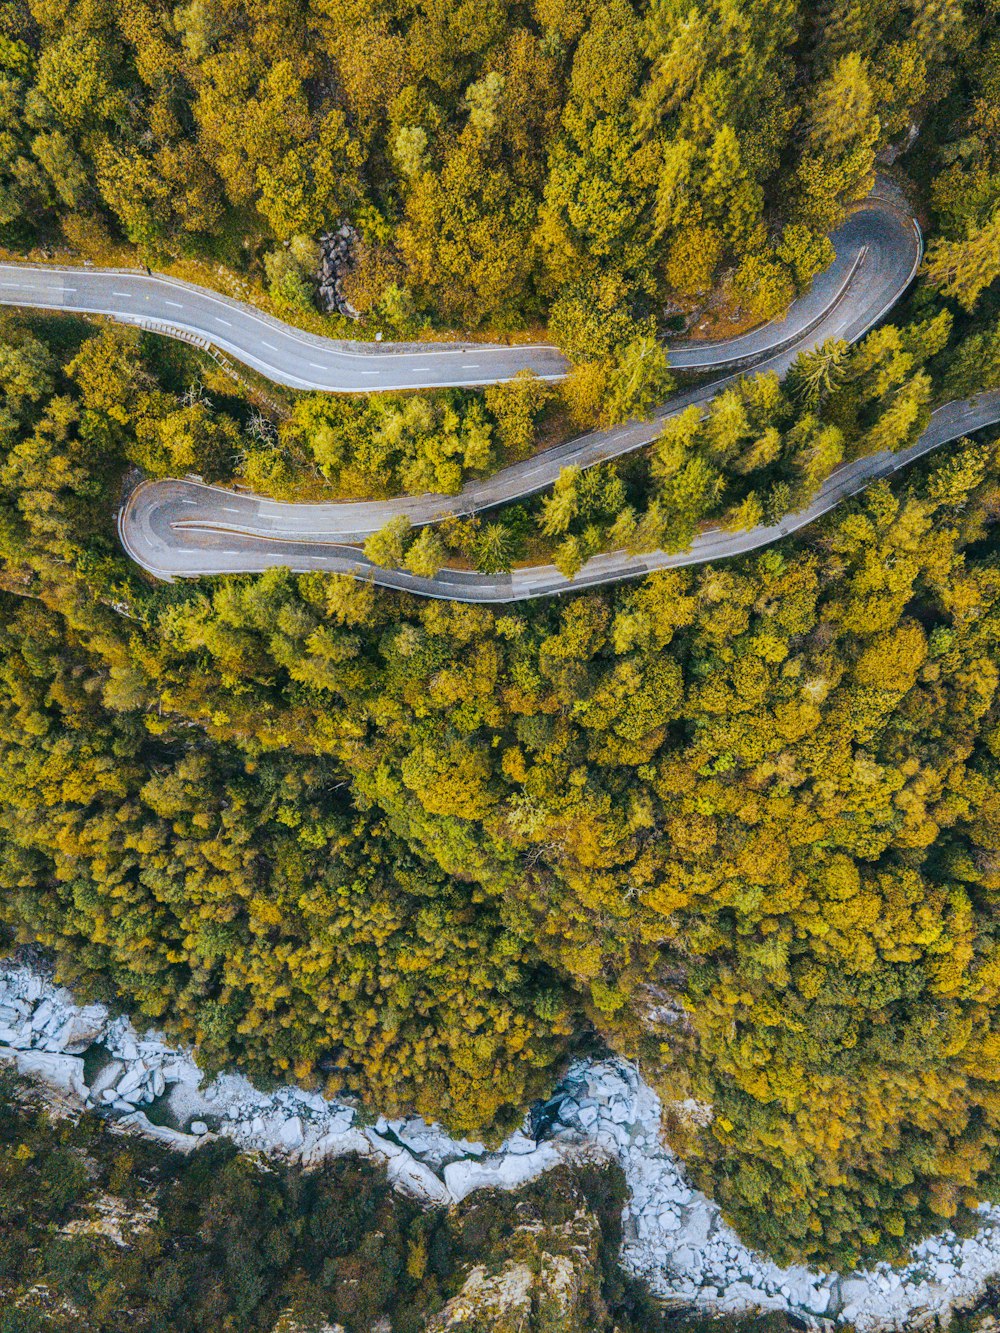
923 211 1000 311
473 521 517 572
540 466 580 536
364 514 411 567
403 525 447 577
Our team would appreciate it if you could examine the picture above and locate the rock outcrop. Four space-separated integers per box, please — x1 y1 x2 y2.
317 225 359 319
3 956 1000 1331
424 1205 606 1332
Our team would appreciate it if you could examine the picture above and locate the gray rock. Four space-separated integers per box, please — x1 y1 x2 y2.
119 1111 203 1153
673 1244 699 1271
443 1146 561 1204
16 1050 87 1100
58 1007 107 1054
190 1120 209 1136
364 1130 451 1205
835 1278 871 1311
89 1058 125 1099
659 1182 689 1205
504 1133 537 1156
116 1067 146 1098
278 1116 304 1149
162 1059 201 1088
302 1128 371 1166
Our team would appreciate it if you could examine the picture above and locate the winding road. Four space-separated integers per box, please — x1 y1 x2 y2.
6 182 999 600
0 263 567 391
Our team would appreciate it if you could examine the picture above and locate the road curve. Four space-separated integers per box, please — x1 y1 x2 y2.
122 198 919 548
117 392 1000 600
1 182 910 396
0 265 568 392
3 182 950 599
116 187 927 590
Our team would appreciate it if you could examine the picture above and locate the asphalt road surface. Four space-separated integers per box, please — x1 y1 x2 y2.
120 198 920 551
116 392 1000 600
0 265 568 391
8 181 980 601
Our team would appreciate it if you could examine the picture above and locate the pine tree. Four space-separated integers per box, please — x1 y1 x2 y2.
923 212 1000 310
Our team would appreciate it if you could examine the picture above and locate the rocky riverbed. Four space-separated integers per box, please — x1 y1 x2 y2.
0 956 997 1330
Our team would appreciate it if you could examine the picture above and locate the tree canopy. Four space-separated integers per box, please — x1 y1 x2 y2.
5 0 1000 1287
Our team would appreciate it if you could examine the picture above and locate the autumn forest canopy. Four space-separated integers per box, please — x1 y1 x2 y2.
2 0 991 347
6 0 1000 1285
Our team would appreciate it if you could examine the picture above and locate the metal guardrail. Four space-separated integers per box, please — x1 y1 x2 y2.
131 317 289 419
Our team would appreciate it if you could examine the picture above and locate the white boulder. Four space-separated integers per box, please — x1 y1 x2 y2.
56 1007 107 1054
121 1111 204 1153
363 1129 451 1205
278 1116 304 1149
16 1050 87 1100
301 1129 371 1167
443 1145 562 1204
116 1067 147 1099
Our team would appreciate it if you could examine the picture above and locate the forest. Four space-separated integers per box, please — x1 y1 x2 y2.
3 0 1000 1290
0 0 908 341
0 1067 672 1331
0 0 994 421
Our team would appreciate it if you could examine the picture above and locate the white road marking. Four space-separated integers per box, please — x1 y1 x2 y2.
112 291 132 298
1 205 936 599
261 341 279 351
164 300 183 308
215 317 232 327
